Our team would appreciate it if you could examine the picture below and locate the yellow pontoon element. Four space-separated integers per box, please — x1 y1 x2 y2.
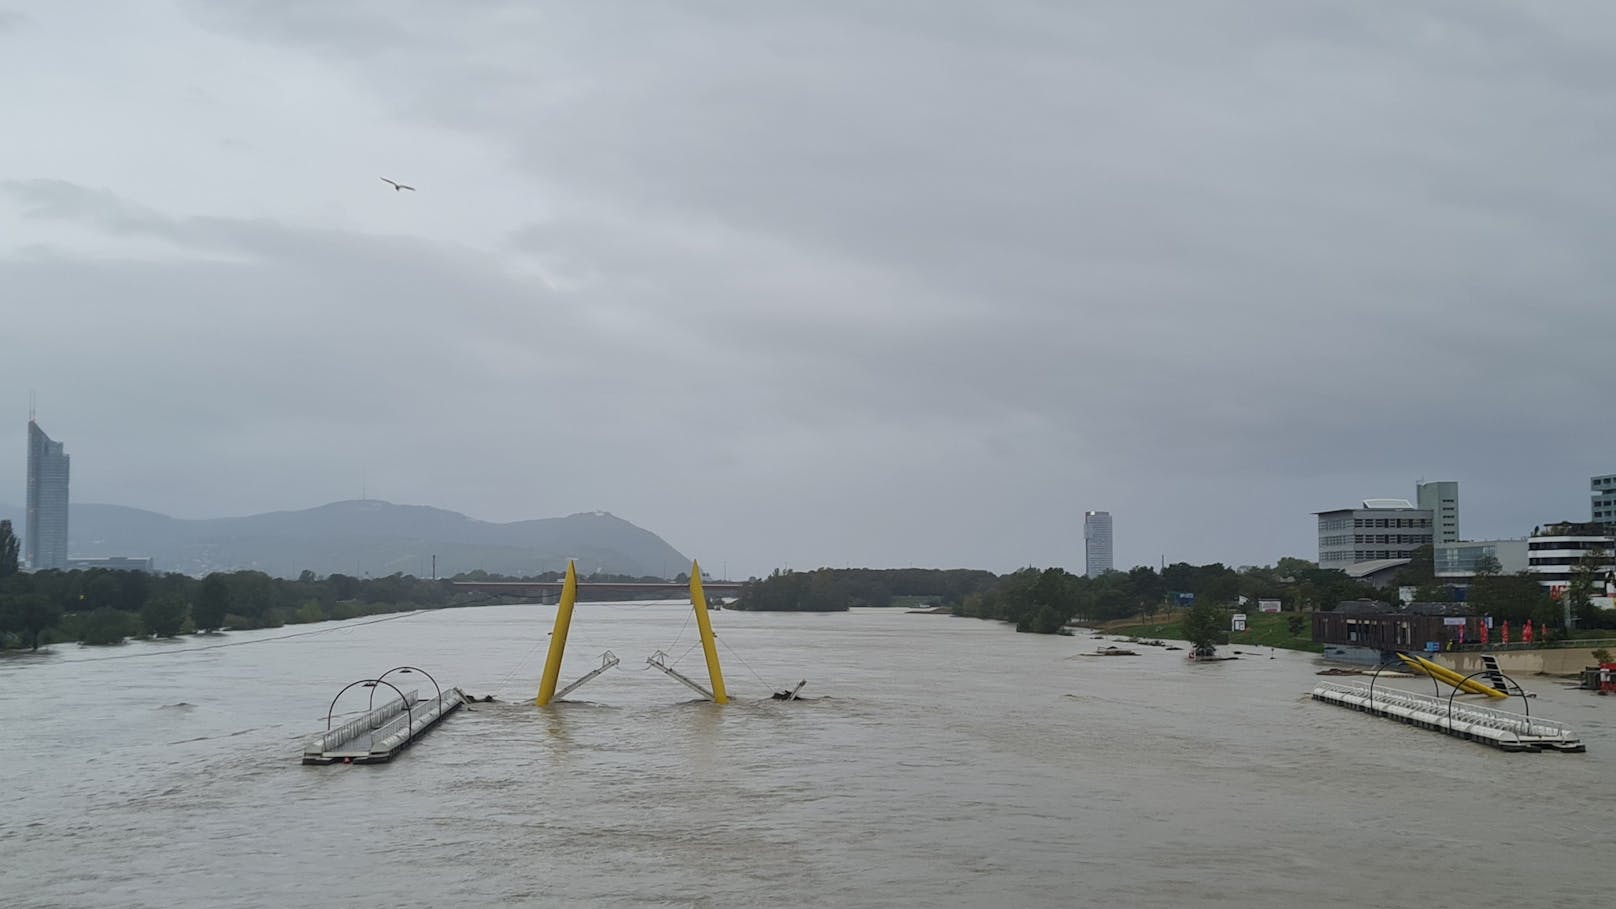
535 560 579 706
1395 652 1507 699
689 560 727 704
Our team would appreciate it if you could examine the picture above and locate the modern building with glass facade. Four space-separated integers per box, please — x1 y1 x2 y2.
1315 499 1433 571
25 418 70 571
1415 481 1459 544
1593 474 1616 523
1084 510 1113 578
1433 539 1527 579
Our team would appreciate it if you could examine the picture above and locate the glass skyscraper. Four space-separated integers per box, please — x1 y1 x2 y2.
1084 510 1113 578
26 419 70 571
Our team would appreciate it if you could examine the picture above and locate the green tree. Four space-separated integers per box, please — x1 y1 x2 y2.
1274 556 1316 577
14 595 62 650
1181 601 1229 654
80 606 137 645
1566 548 1609 630
193 574 231 632
1413 582 1456 603
116 570 150 612
1392 544 1435 588
82 572 122 612
1470 571 1549 623
140 594 189 638
0 586 17 649
0 520 18 578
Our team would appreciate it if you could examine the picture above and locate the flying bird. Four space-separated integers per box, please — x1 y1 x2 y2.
380 177 416 192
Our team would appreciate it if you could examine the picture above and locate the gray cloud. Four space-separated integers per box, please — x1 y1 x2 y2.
3 2 1615 576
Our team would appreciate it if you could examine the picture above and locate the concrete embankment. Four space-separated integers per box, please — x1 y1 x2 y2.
1428 648 1598 677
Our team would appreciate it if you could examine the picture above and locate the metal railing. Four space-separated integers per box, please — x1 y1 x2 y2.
1313 680 1573 740
1449 637 1616 652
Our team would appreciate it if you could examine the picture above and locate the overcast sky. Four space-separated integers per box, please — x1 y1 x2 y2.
3 2 1614 578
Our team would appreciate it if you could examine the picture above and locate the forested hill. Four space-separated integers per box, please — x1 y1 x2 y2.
0 500 689 579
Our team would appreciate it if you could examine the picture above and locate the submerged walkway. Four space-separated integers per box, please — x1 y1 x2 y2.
303 687 466 764
1311 681 1584 753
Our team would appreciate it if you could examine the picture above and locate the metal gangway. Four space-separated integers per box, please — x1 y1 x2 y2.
303 666 466 765
554 651 620 701
645 650 718 700
1311 680 1583 753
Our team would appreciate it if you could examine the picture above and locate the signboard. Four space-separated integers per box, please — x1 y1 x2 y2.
1442 617 1466 626
1173 592 1195 607
1231 613 1247 632
1258 599 1281 613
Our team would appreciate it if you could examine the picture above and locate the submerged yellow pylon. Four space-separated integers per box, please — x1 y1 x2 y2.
535 560 579 706
689 560 727 704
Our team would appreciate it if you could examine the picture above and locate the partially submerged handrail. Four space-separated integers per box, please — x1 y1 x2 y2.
327 678 411 732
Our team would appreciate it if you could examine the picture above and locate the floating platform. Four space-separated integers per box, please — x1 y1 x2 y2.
1311 681 1584 753
303 687 466 764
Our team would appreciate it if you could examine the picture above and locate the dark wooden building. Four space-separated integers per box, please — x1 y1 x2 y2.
1312 600 1479 652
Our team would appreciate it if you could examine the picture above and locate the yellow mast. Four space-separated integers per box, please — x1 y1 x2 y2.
689 560 728 704
535 560 579 706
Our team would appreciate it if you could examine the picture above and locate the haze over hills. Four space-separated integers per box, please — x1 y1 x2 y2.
0 499 692 580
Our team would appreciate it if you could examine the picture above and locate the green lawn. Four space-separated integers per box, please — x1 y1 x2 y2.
1102 610 1323 653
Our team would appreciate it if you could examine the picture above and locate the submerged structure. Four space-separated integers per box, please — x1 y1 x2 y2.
304 666 464 764
1310 652 1582 753
536 559 728 705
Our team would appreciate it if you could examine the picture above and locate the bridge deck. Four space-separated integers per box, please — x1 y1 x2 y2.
450 580 742 595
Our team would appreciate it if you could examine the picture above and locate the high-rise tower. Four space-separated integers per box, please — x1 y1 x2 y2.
1084 510 1113 578
1415 481 1459 544
25 418 70 571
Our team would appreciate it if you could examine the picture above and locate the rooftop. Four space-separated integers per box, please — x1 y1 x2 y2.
1361 498 1416 510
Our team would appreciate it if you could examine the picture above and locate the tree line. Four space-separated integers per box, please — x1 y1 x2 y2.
956 546 1616 637
955 559 1388 633
0 568 464 652
0 520 490 650
730 567 1000 612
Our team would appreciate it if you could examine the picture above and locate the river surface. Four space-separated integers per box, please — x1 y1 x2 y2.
2 603 1613 907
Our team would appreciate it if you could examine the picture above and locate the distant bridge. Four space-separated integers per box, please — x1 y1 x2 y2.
449 580 744 598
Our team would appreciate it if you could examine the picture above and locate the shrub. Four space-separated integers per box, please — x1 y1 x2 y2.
81 607 137 646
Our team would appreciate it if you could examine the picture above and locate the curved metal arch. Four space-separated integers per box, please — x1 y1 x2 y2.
327 678 412 735
1367 659 1391 712
375 666 442 716
1446 668 1530 731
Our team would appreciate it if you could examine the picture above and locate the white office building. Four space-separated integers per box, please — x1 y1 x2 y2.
1415 481 1459 544
1315 499 1433 571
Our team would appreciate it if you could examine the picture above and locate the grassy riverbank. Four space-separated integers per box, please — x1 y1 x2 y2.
1100 610 1323 653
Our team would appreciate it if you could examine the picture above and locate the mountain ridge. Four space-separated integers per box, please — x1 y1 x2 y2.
0 499 691 579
